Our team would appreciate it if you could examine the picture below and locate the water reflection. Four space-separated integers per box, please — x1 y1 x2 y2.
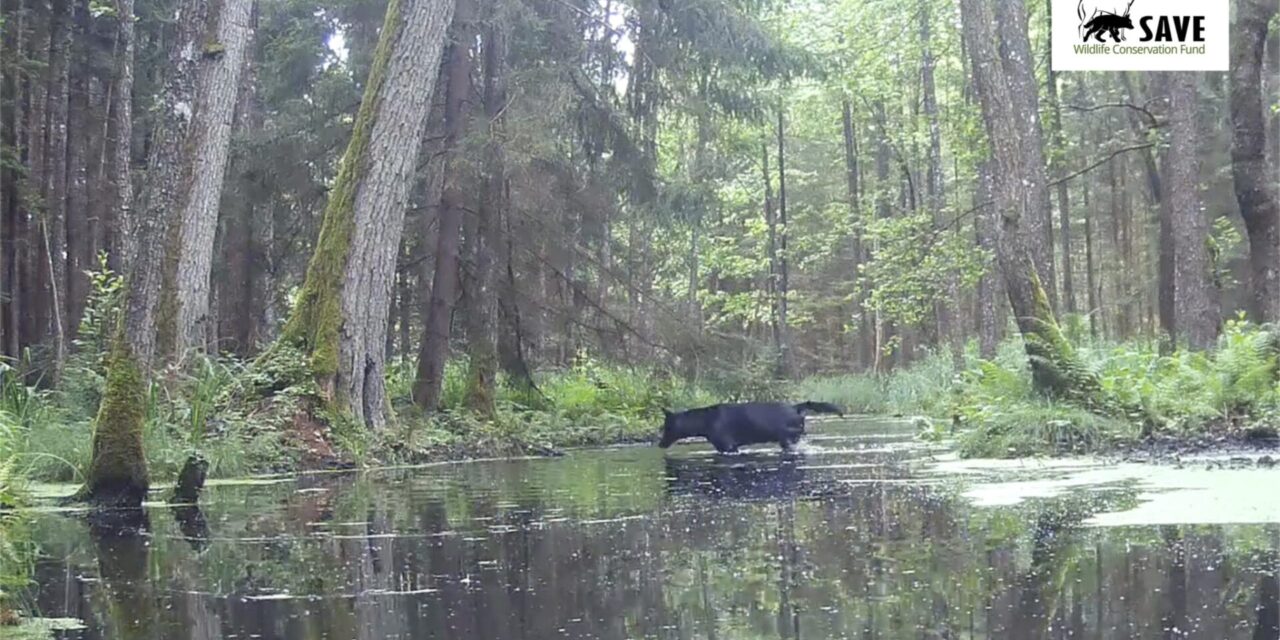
23 419 1280 639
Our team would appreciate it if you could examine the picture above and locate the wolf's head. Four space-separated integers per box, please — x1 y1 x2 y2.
658 409 679 448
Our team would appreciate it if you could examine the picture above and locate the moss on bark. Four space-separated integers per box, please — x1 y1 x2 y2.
83 337 150 507
1017 267 1103 408
277 0 403 401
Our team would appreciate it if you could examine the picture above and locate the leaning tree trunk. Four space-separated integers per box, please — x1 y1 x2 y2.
961 0 1097 401
1229 0 1279 323
280 0 455 428
82 0 211 508
160 0 256 358
1166 72 1220 349
414 0 475 411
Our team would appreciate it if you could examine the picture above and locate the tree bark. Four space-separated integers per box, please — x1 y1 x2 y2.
975 159 1001 358
107 0 135 273
1 0 25 359
162 0 255 358
462 14 506 417
84 0 211 508
1229 0 1280 323
991 0 1055 312
24 4 49 359
66 0 93 336
413 0 473 411
962 0 1096 399
42 0 73 377
279 0 456 428
1084 177 1099 338
775 106 792 377
1166 72 1219 349
1046 65 1075 316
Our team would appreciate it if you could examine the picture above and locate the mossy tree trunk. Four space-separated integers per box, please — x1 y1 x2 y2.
960 0 1099 402
82 0 210 508
461 13 506 418
280 0 455 428
160 0 256 358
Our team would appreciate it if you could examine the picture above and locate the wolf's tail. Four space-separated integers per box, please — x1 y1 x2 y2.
793 401 844 417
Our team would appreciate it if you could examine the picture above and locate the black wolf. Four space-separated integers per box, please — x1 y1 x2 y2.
1079 0 1136 42
657 401 844 453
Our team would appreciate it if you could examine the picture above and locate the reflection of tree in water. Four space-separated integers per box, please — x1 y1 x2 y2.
89 509 157 640
23 460 1280 640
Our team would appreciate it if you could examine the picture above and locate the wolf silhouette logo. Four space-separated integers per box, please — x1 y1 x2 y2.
1078 0 1136 42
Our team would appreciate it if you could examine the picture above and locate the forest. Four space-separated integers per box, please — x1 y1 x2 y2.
0 0 1277 502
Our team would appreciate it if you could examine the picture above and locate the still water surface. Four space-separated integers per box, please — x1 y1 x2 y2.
25 418 1280 639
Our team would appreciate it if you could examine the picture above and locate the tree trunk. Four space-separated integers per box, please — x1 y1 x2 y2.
762 140 782 362
280 0 456 428
920 3 960 368
1084 178 1099 338
1 0 25 359
961 0 1096 400
462 15 506 417
840 97 871 370
66 0 93 336
1108 157 1125 338
775 106 792 377
24 4 49 361
991 0 1055 312
413 0 474 411
975 159 1001 359
42 0 73 377
497 206 536 396
1046 65 1075 316
1229 0 1280 323
872 101 893 373
1166 72 1219 349
218 14 268 355
107 0 136 273
162 0 255 358
84 0 211 508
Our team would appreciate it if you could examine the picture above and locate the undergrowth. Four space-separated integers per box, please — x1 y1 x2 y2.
792 317 1280 458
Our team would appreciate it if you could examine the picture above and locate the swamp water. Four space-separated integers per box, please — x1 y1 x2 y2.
16 418 1280 639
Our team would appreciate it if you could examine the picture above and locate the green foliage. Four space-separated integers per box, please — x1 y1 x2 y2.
946 321 1280 456
860 211 988 326
793 348 961 416
1209 216 1244 290
73 253 124 358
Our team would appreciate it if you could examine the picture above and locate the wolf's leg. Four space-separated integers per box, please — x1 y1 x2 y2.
709 433 737 454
